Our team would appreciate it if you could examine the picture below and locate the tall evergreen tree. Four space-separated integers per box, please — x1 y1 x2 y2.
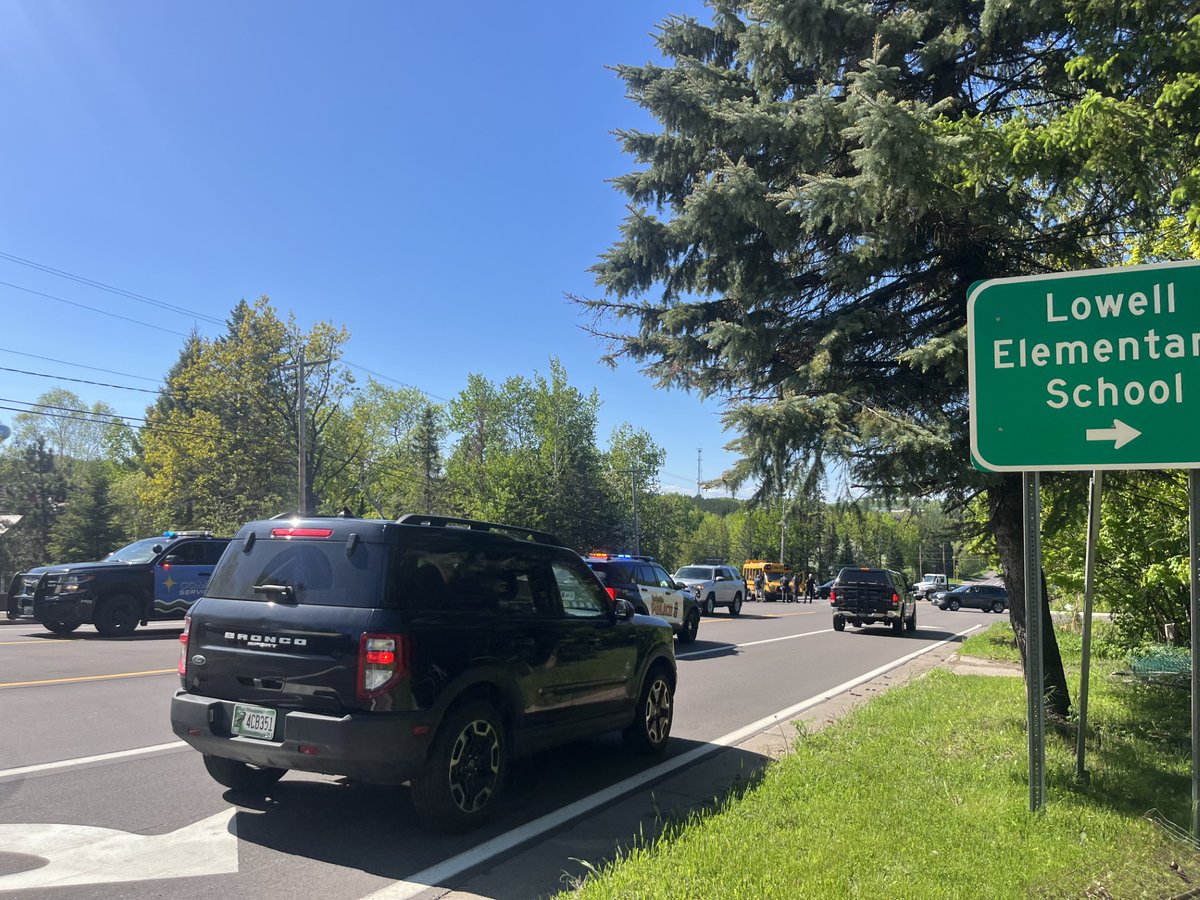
1 438 68 570
49 463 123 561
571 0 1200 715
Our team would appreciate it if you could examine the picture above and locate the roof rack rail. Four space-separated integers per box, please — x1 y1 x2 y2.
395 514 564 547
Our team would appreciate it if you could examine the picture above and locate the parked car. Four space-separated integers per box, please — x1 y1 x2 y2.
815 579 834 600
172 514 677 832
934 583 1009 613
672 564 745 616
829 566 916 634
6 531 231 636
584 553 701 643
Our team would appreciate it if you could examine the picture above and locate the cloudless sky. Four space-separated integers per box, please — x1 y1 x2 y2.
0 0 758 499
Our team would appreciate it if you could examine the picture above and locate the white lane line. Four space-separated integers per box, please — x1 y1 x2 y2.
362 623 985 900
0 741 187 781
676 628 834 659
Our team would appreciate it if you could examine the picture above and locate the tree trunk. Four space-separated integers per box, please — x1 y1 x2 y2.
987 473 1071 719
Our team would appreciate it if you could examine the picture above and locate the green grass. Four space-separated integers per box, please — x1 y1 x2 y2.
564 625 1196 898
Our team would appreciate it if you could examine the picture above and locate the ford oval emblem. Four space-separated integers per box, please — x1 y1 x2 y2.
191 654 207 666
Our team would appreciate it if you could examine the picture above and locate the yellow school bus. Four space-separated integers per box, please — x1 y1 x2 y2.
741 561 792 600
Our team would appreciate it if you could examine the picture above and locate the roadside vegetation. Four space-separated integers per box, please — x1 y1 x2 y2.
565 621 1196 898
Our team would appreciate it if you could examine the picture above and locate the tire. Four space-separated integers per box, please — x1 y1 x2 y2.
43 618 81 635
833 614 845 632
94 594 141 637
411 701 508 832
729 593 742 616
704 595 716 616
623 664 673 755
677 608 700 644
906 607 917 632
202 754 286 792
892 616 904 635
991 600 1005 613
948 600 960 612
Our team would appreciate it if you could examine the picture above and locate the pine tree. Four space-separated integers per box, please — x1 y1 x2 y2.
571 0 1200 715
49 464 123 561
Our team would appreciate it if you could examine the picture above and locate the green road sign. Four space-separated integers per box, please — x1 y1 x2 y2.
969 260 1200 471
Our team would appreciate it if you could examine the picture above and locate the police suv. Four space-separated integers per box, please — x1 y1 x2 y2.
6 531 231 636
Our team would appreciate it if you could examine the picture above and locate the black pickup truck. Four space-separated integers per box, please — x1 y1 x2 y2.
829 566 916 635
6 532 230 636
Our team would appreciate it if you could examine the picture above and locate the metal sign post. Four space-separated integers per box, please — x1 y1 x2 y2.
1024 472 1045 812
1076 471 1103 781
1190 471 1200 837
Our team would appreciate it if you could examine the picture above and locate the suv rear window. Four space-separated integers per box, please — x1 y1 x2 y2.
206 538 386 608
397 547 557 615
835 568 891 587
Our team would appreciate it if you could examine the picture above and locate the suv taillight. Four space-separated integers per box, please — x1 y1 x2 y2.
892 592 900 605
178 615 191 679
605 587 617 602
357 633 410 700
829 589 837 603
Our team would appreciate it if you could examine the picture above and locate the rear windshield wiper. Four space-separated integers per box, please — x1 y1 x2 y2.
253 583 296 602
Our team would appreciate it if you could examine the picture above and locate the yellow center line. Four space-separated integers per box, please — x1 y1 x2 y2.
0 668 177 688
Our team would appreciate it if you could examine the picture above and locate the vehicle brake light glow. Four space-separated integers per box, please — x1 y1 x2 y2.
829 589 837 602
605 587 616 601
357 633 409 700
271 528 334 538
178 615 191 676
892 592 900 605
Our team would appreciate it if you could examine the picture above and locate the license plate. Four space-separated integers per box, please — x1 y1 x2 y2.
231 703 276 740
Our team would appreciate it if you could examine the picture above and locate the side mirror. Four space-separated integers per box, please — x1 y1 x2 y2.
614 598 636 620
714 574 725 581
163 554 182 566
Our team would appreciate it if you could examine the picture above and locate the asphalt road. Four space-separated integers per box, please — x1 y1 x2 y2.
0 601 994 898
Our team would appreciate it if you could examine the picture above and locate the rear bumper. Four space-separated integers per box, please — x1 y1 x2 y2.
832 607 902 623
171 691 435 783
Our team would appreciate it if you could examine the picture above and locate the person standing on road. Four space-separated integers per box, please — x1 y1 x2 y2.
780 573 792 603
754 571 765 602
805 571 816 603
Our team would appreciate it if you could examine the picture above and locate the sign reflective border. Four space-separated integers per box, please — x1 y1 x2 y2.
968 260 1200 472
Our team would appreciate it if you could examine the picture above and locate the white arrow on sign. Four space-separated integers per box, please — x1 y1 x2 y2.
1085 419 1141 450
0 809 237 890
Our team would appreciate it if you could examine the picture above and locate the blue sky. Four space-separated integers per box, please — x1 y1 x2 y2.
0 0 756 498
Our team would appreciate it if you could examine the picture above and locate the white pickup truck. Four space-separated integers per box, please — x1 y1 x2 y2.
673 564 745 616
911 573 957 600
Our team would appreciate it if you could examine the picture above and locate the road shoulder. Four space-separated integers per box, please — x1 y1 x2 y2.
424 636 1014 900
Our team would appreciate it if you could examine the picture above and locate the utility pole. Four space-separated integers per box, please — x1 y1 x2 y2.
696 448 702 499
619 466 651 555
288 348 331 516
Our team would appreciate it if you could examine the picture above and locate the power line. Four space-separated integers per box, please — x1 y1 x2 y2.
342 359 451 403
0 279 189 337
0 249 225 325
0 366 161 394
0 347 163 383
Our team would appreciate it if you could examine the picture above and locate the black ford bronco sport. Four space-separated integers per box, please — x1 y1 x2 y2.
170 514 677 831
